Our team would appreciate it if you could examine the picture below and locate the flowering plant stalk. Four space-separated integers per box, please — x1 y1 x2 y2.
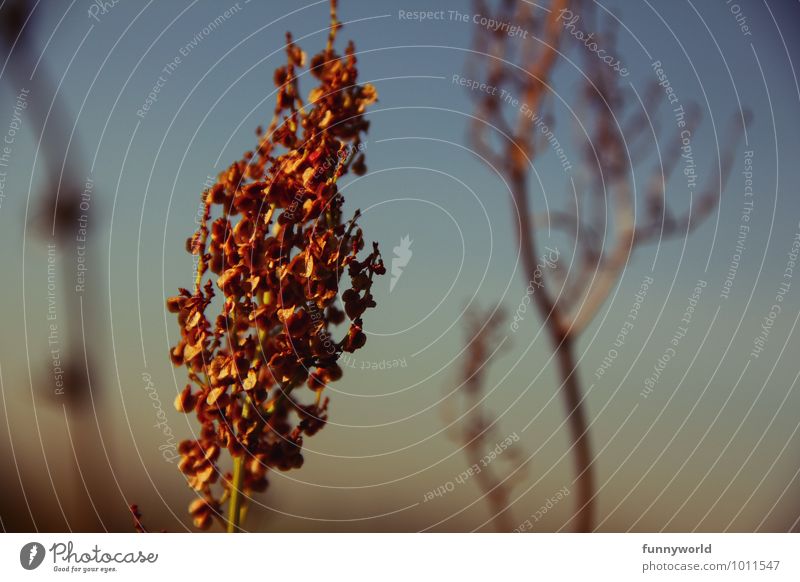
167 0 382 532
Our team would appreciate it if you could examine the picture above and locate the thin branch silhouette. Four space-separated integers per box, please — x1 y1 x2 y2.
465 0 748 531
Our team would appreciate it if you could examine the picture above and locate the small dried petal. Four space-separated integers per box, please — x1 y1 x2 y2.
174 385 196 412
166 296 185 313
243 369 258 391
206 387 225 405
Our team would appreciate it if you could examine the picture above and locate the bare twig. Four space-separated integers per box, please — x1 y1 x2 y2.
465 0 748 531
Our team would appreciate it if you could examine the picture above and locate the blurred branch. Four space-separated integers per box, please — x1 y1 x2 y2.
444 307 527 531
466 0 749 531
1 0 105 531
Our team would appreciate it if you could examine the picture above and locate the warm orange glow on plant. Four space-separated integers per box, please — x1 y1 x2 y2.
167 0 383 531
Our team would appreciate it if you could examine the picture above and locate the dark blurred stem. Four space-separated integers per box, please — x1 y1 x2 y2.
2 8 102 530
470 443 514 532
511 168 594 532
553 333 594 532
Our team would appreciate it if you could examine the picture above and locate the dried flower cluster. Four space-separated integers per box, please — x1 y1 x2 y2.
167 1 383 530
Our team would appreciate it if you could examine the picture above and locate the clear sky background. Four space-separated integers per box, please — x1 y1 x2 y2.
1 0 800 532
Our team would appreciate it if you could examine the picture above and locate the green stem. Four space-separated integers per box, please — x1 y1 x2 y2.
225 381 296 533
227 397 251 533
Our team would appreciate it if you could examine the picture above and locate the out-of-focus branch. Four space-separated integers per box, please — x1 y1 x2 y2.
1 0 105 532
443 307 527 531
465 0 749 531
1 0 97 408
468 0 596 532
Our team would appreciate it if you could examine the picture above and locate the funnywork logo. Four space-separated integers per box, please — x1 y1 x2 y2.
390 235 413 293
20 542 45 570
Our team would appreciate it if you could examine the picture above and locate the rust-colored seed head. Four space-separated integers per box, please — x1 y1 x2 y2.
167 2 382 529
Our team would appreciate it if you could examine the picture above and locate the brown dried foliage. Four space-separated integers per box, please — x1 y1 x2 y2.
167 1 383 530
